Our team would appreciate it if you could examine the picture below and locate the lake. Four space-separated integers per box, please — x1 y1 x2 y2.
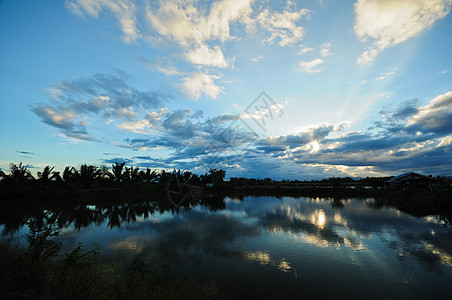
2 195 452 299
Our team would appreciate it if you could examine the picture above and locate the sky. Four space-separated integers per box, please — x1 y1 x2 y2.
0 0 451 180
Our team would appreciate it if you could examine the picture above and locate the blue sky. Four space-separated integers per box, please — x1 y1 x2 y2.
0 0 451 179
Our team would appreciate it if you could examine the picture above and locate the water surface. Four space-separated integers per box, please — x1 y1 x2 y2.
2 196 452 299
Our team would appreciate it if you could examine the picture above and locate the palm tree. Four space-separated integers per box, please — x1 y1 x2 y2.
9 162 34 183
142 168 158 183
37 166 58 183
62 166 79 183
111 162 125 182
208 168 226 183
97 165 112 183
128 166 141 182
159 170 169 183
79 164 100 184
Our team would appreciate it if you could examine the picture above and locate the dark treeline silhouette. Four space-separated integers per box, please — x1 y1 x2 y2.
0 162 397 188
0 162 228 202
0 162 225 186
1 162 451 216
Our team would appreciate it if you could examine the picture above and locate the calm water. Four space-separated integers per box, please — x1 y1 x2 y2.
2 195 452 299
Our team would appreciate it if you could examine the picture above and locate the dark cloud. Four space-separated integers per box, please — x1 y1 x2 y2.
256 124 341 154
405 94 452 135
32 72 171 141
230 92 452 177
101 157 134 165
16 151 36 155
114 90 450 177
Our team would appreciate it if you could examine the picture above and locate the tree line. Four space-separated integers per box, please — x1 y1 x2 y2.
0 162 226 186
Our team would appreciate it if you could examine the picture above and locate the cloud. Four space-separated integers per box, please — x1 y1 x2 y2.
31 105 100 141
290 93 451 173
319 43 332 57
182 72 223 99
66 0 140 43
256 123 345 153
32 72 170 141
101 157 134 165
251 55 264 62
110 91 452 178
185 45 228 68
378 92 392 98
406 91 452 135
204 0 255 42
16 151 36 155
240 100 286 122
299 58 324 73
297 46 314 55
209 92 451 177
257 5 309 46
133 55 179 76
375 67 398 80
143 0 255 98
146 0 254 47
354 0 451 64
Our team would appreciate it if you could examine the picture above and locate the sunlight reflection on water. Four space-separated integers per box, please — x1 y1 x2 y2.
1 196 452 298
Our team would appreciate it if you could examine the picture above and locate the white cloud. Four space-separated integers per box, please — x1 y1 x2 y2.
354 0 451 64
375 67 398 80
251 55 264 62
298 46 314 55
66 0 140 43
145 0 253 73
299 58 324 73
320 43 332 57
203 0 255 42
186 45 228 68
146 0 254 47
146 1 203 47
378 92 392 98
257 5 309 46
117 119 151 134
357 48 378 64
240 101 287 120
183 73 223 100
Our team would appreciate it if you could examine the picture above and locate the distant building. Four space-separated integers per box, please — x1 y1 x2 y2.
386 172 434 191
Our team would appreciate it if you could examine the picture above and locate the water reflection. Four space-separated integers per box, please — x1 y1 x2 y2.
1 195 452 298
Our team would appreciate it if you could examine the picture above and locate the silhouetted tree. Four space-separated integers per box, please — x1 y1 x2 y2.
62 166 78 183
142 168 158 183
8 162 35 183
97 165 112 183
79 164 100 184
159 170 170 184
128 166 141 182
111 162 126 183
208 168 226 183
37 166 59 183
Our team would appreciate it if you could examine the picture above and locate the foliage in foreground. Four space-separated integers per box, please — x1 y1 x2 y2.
0 214 221 300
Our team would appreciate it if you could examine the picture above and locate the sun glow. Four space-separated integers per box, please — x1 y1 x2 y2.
311 209 326 230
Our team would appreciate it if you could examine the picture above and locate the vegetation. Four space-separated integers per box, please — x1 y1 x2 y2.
0 162 450 222
0 163 450 299
0 212 221 300
0 162 450 207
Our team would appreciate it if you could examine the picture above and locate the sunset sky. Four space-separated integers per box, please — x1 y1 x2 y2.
1 0 451 179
